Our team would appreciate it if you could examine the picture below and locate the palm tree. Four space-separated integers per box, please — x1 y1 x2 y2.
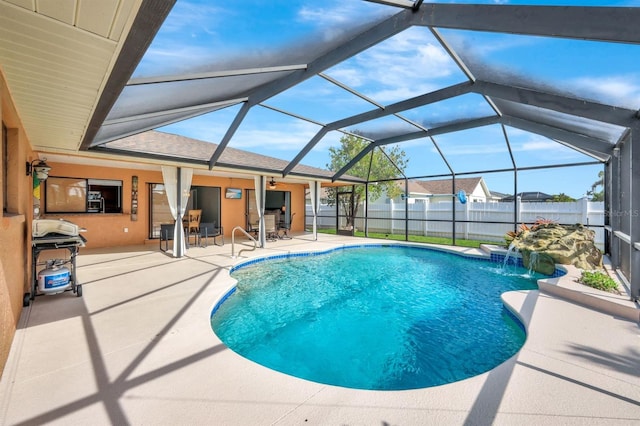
588 171 604 201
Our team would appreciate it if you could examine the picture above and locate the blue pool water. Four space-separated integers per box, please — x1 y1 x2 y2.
211 245 543 390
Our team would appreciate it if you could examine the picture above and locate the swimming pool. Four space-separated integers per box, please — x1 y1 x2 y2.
211 245 547 390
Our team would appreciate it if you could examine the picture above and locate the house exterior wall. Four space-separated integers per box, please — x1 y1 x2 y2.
427 183 488 203
469 185 488 202
387 179 491 203
43 162 155 248
1 69 36 377
44 163 307 249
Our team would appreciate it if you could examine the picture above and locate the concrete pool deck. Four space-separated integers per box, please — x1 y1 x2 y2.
1 233 639 425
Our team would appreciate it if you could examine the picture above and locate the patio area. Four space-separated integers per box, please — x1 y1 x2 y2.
1 233 639 425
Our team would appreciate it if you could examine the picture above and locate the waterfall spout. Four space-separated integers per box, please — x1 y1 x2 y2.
502 242 519 269
527 251 539 276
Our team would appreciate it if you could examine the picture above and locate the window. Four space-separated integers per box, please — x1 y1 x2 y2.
148 183 221 239
45 177 122 213
246 189 291 229
149 183 172 238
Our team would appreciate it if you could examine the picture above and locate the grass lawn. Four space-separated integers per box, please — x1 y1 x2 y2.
313 229 499 248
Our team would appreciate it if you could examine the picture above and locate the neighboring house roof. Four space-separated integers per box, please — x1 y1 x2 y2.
404 177 489 197
501 192 554 202
490 191 511 200
104 130 361 182
405 180 432 195
415 177 484 196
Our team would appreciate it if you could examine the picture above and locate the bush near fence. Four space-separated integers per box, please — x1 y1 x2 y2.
306 199 605 249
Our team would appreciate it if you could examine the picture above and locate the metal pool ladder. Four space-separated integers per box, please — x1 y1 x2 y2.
231 226 257 258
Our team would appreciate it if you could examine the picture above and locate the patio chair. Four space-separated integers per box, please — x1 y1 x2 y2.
184 209 202 246
264 214 278 241
198 222 224 247
159 223 174 252
278 212 295 239
247 211 259 238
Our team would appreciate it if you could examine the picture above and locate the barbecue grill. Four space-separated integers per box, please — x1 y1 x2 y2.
26 219 86 306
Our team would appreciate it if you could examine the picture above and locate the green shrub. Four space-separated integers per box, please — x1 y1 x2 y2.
578 271 619 294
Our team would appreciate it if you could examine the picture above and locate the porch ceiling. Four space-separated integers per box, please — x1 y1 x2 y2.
0 0 173 153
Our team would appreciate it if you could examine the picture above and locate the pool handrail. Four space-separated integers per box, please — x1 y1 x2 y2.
231 226 257 258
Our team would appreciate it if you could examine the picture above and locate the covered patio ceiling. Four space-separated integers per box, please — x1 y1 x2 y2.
0 0 171 154
79 1 640 185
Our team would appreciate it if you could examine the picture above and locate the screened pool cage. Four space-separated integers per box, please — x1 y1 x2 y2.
304 134 638 304
85 4 639 300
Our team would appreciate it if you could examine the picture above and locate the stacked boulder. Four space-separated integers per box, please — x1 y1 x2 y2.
508 223 602 275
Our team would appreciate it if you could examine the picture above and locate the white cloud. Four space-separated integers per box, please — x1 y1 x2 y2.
156 2 224 35
326 68 366 88
502 128 599 161
518 139 563 152
298 4 359 27
297 2 395 43
512 136 587 161
297 2 389 28
138 45 219 75
569 75 640 108
134 2 232 75
162 112 323 161
327 27 459 104
231 120 321 152
443 30 539 64
426 130 590 161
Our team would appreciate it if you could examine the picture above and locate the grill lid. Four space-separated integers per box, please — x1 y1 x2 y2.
32 219 83 238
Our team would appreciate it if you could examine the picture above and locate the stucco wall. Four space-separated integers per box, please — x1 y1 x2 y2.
1 69 34 378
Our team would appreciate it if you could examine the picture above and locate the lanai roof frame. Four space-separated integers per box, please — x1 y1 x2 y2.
80 2 640 300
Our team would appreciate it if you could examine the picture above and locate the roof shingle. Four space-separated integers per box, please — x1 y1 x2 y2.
410 177 484 195
105 130 358 181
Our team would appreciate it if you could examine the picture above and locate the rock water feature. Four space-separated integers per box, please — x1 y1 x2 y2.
502 242 520 269
506 223 602 275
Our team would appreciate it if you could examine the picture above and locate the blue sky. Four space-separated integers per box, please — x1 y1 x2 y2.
133 0 640 199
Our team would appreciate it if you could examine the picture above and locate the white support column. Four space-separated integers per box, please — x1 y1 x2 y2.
610 146 621 271
389 199 394 235
463 199 470 240
630 126 640 301
423 199 429 237
255 176 266 247
579 196 589 226
308 180 320 240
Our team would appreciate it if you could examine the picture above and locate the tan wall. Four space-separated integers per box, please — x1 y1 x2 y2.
1 68 36 378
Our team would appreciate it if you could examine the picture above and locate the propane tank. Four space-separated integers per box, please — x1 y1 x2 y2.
37 260 71 294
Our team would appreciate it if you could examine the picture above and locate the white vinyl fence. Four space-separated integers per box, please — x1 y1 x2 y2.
306 199 605 249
